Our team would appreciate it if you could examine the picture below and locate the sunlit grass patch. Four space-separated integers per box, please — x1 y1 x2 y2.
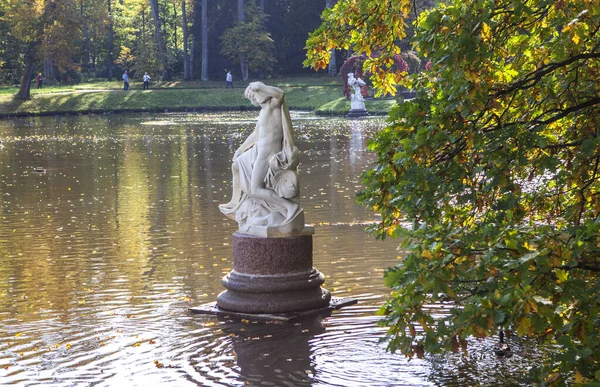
0 75 393 117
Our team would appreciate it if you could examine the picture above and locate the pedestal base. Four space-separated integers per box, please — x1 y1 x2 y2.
347 109 369 118
190 297 358 322
217 283 331 314
216 232 331 314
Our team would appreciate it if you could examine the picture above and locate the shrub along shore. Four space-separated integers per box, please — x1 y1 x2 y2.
0 76 397 118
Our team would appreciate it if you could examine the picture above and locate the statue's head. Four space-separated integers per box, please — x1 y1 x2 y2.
348 73 355 80
245 82 264 107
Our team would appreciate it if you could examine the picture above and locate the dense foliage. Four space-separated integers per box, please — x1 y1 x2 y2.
305 0 414 95
308 0 600 383
0 0 328 93
339 54 410 98
220 2 276 76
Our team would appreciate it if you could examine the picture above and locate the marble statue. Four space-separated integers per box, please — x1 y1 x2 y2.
348 73 367 111
219 82 307 236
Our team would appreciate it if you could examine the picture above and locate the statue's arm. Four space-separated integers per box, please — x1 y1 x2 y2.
250 82 284 106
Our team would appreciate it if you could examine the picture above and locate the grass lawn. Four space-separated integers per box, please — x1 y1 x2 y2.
0 75 397 117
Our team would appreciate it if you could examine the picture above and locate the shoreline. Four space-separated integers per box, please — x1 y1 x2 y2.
0 79 397 119
0 105 392 119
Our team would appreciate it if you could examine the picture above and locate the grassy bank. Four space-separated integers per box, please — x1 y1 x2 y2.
0 76 397 117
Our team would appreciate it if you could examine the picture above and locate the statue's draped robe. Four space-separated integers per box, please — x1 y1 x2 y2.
220 99 302 230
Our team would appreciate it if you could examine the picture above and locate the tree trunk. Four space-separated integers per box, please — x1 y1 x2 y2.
182 0 190 80
17 44 37 100
107 0 115 81
81 0 91 76
200 0 208 81
328 51 337 76
326 0 336 76
173 2 178 51
150 0 169 80
189 38 194 79
237 0 248 81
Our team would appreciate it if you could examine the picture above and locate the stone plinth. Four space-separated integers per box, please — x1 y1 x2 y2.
190 297 358 322
347 109 369 118
216 231 331 314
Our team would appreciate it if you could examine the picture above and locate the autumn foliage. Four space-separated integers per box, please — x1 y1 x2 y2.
339 54 409 98
307 0 600 383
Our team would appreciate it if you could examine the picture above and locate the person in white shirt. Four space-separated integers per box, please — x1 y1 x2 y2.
226 71 233 88
122 71 129 90
143 72 151 90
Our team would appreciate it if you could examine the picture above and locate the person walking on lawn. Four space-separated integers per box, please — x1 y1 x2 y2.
122 71 130 90
226 71 234 88
143 72 151 90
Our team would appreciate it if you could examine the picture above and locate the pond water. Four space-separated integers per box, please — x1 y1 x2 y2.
0 112 537 386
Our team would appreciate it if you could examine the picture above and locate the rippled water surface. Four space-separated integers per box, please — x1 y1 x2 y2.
0 112 536 386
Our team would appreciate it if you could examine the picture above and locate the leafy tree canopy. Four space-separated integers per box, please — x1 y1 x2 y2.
305 0 412 95
307 0 600 383
220 2 276 76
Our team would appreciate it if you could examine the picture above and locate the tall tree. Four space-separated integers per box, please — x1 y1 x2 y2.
200 0 208 80
220 1 275 79
236 0 248 81
107 0 115 80
1 0 81 99
182 0 190 80
150 0 169 80
325 0 336 76
306 0 600 383
80 0 91 75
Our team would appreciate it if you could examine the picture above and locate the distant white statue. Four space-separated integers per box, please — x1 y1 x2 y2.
348 73 366 111
219 82 306 236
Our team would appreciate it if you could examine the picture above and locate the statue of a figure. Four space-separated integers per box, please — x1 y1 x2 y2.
219 82 306 236
348 73 366 111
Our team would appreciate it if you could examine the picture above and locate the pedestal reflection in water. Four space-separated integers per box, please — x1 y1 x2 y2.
0 112 548 386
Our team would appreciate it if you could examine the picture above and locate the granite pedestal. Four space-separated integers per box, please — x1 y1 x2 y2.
347 108 369 118
216 231 332 314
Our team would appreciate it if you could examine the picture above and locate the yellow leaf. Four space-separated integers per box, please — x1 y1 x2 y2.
574 370 584 383
474 325 486 338
481 22 492 42
572 33 580 44
422 250 433 259
517 317 532 336
528 299 538 313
